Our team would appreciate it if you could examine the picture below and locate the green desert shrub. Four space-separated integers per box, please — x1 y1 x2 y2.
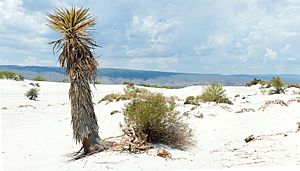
124 93 194 150
184 96 198 105
32 76 46 81
137 83 173 89
245 78 265 87
268 76 285 94
25 88 39 100
197 83 232 104
123 81 135 87
217 97 233 104
0 71 24 81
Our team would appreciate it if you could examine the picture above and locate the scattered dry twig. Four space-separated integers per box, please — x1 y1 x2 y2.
235 108 255 113
104 125 153 153
244 135 255 143
156 148 172 159
18 105 36 109
110 110 121 115
258 100 288 111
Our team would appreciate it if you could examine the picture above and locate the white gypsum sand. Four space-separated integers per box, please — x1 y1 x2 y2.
1 80 300 171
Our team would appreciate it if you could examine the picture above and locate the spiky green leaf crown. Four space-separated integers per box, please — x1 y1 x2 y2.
47 6 99 83
48 6 96 39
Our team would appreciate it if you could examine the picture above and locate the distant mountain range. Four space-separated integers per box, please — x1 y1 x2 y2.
1 65 300 87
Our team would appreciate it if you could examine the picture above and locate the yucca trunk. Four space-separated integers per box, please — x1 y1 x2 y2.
69 74 101 153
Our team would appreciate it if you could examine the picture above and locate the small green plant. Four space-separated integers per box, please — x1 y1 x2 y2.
0 71 24 81
32 76 46 81
268 76 285 94
124 93 194 150
197 83 232 104
25 88 39 100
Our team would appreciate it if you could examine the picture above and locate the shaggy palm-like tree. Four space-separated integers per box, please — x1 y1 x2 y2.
47 6 105 154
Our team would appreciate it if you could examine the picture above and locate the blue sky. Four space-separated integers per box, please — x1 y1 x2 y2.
0 0 300 74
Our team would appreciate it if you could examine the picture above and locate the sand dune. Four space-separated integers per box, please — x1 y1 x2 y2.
1 80 300 171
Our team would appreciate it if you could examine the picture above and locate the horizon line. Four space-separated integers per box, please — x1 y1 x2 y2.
1 64 300 76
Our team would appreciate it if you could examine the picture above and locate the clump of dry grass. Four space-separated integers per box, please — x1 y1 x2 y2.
99 85 150 103
287 84 300 89
292 90 300 95
32 76 46 81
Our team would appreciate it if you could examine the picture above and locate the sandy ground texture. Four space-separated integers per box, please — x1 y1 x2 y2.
1 79 300 171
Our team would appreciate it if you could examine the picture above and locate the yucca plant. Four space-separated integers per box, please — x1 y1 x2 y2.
25 88 39 100
47 6 106 155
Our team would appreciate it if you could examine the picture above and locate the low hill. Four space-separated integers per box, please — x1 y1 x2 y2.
1 65 300 87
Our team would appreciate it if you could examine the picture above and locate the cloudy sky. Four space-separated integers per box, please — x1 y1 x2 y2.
1 0 300 74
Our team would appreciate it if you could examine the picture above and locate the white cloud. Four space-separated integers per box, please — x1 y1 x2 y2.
209 33 230 48
0 0 48 33
280 43 291 54
265 48 277 59
128 15 180 52
0 0 51 65
235 42 242 48
2 0 300 73
282 31 299 38
288 57 296 61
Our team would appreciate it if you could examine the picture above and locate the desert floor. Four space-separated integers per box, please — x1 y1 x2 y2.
1 80 300 171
